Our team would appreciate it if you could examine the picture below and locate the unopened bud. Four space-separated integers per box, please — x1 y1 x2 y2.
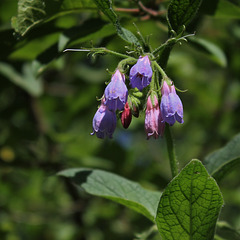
121 102 132 129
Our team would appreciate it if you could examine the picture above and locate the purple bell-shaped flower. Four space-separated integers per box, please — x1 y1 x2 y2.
129 56 153 91
160 81 184 126
145 95 165 139
91 101 117 139
104 70 128 111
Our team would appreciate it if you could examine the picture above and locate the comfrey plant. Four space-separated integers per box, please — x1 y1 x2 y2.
60 1 237 240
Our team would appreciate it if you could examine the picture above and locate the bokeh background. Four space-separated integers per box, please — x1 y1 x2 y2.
0 0 240 239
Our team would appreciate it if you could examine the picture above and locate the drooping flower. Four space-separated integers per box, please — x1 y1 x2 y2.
91 103 117 139
160 81 184 126
104 70 128 111
121 102 132 129
129 56 152 91
145 95 165 139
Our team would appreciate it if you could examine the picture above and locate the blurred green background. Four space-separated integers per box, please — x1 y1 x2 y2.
0 0 240 239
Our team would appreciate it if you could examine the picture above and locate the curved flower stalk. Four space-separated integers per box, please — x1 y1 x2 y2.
104 70 128 111
129 56 153 91
145 95 165 139
91 102 117 139
160 81 184 126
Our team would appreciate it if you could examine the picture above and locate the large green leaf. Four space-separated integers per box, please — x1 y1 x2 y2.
189 37 227 67
167 0 202 34
58 168 161 222
12 0 96 36
204 133 240 182
156 159 223 240
92 0 141 46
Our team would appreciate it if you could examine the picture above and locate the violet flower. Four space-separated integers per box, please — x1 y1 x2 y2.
145 95 165 139
104 70 128 111
129 56 152 91
160 81 184 126
91 103 117 139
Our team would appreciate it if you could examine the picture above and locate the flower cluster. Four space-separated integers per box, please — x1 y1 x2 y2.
91 55 184 139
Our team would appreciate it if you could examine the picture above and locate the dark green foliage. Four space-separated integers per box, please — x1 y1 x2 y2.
0 0 240 239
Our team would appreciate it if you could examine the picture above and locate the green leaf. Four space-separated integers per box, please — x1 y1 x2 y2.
58 168 161 222
156 159 223 240
188 37 227 67
204 133 240 182
92 0 141 46
167 0 203 34
0 62 43 96
12 0 96 36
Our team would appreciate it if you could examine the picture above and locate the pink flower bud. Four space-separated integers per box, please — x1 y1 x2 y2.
121 102 132 129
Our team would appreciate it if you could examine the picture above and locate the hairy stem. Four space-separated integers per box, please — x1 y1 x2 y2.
165 124 179 178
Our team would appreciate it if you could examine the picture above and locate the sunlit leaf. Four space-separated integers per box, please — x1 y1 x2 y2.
58 168 161 222
204 133 240 182
156 159 223 240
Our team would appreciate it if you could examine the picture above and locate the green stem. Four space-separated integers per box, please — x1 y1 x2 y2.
152 38 177 56
63 47 130 59
104 48 130 59
165 123 179 178
152 61 168 79
117 57 137 72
